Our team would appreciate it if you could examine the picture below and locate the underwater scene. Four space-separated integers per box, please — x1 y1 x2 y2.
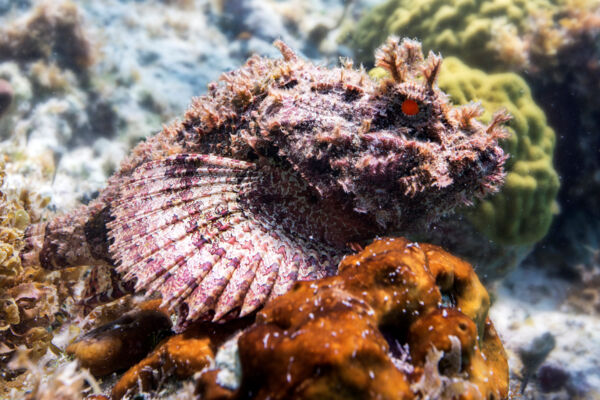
0 0 599 398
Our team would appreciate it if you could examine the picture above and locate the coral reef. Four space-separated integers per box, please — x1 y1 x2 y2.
218 0 359 59
0 158 86 394
0 0 123 214
533 30 600 224
0 59 120 210
197 237 508 399
66 309 171 376
0 163 29 283
0 161 54 372
344 0 599 73
0 0 93 73
20 37 508 331
344 0 524 68
1 0 598 398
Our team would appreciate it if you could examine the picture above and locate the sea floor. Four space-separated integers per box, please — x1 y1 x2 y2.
490 265 600 399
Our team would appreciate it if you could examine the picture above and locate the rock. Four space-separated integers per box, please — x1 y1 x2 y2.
66 309 171 376
0 1 93 72
111 318 251 400
537 363 570 393
0 79 12 118
200 237 509 400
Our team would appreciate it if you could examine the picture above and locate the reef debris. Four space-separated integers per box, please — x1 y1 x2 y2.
8 350 101 400
0 0 93 73
567 248 600 315
21 37 508 332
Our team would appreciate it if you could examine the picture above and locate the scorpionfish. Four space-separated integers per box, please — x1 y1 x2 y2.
21 37 509 331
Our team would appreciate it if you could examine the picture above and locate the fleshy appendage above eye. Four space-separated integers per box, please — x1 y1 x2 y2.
401 99 419 116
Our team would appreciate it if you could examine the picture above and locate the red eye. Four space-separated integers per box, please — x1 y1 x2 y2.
401 99 419 116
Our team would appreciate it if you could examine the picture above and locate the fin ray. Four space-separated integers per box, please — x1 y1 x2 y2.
108 154 342 331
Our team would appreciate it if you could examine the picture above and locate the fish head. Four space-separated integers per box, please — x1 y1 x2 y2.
247 37 508 233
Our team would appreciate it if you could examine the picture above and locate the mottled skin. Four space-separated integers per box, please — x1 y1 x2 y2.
21 37 508 331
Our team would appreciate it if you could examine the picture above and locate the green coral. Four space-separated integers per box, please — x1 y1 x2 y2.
439 58 559 245
344 0 555 68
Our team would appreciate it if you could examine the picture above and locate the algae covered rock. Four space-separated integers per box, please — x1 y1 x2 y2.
198 237 508 399
438 57 559 246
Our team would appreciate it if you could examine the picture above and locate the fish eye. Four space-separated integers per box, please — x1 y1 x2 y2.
401 99 419 116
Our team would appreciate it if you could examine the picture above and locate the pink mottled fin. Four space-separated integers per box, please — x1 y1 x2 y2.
107 154 337 331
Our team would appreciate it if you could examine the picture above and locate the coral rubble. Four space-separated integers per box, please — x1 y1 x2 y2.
0 0 93 73
198 237 508 399
20 37 508 331
489 263 600 399
8 353 102 400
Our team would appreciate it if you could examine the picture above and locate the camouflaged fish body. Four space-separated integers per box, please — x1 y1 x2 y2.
22 38 508 331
